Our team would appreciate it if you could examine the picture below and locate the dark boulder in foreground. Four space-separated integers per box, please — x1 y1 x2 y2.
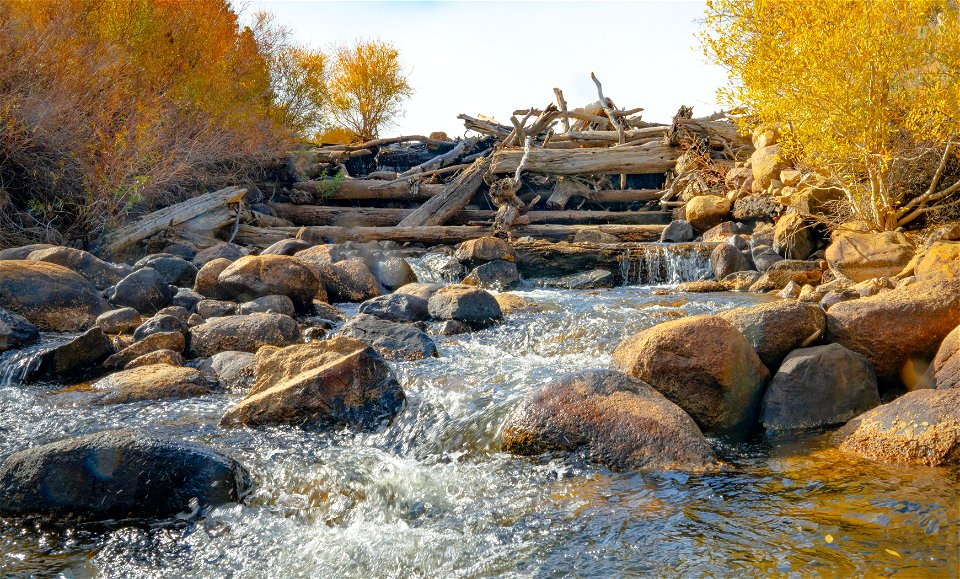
336 313 437 361
761 344 880 432
0 260 109 331
502 369 718 471
220 337 404 429
0 430 251 521
835 388 960 466
358 293 430 323
26 328 114 382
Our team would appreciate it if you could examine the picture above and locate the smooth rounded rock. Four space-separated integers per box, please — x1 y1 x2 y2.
217 254 320 313
427 285 503 328
188 313 301 357
335 313 437 361
90 364 213 404
0 260 109 331
358 293 430 323
719 300 826 372
108 267 175 314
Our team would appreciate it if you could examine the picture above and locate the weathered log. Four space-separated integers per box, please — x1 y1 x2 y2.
293 179 445 201
551 127 668 142
102 186 246 256
397 157 490 227
398 137 478 177
490 142 677 175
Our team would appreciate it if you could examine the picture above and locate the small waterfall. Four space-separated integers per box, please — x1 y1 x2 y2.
405 253 464 284
619 243 716 285
0 346 46 386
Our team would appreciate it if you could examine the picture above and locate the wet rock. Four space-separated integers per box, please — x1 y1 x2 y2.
220 337 404 429
773 213 815 260
660 220 695 243
303 326 327 341
825 231 914 282
455 237 516 266
395 282 442 300
108 267 175 314
826 280 960 386
103 331 185 369
710 244 750 280
133 314 186 341
134 254 198 287
26 328 114 382
198 351 255 392
0 260 109 331
0 430 251 521
192 242 251 267
427 285 502 329
675 280 727 293
463 259 520 290
238 294 296 317
315 259 382 303
494 293 538 315
720 300 826 372
193 258 233 300
685 195 731 231
372 256 417 290
835 388 960 466
415 252 464 282
170 288 203 313
0 243 55 260
96 308 142 335
431 320 472 336
761 344 880 432
502 369 718 471
541 269 614 289
932 325 960 390
916 241 960 283
612 315 769 434
261 238 311 256
358 293 430 323
126 349 184 369
197 299 237 319
749 260 822 292
90 364 213 404
335 313 437 361
722 270 762 292
217 255 319 314
188 313 300 357
0 307 40 352
27 246 130 290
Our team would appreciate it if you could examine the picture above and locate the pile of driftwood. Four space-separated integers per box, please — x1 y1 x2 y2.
105 75 752 255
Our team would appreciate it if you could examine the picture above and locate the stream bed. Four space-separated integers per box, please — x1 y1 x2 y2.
1 286 957 577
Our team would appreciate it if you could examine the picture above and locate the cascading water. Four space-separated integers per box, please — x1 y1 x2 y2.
619 242 716 285
405 253 465 284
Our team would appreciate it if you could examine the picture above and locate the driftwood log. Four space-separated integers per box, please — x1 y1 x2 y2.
397 157 491 227
294 179 445 201
490 142 677 175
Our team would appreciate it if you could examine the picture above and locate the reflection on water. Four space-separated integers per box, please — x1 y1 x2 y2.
1 287 957 577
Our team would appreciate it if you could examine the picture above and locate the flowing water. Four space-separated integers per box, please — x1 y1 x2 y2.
1 285 958 577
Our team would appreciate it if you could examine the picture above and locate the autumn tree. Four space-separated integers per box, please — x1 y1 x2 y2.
702 0 960 230
327 40 413 142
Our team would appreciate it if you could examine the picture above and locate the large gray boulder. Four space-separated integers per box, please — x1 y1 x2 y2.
25 328 114 382
358 293 430 323
188 313 300 357
0 260 109 331
335 313 437 361
108 267 175 314
427 285 502 329
719 300 826 372
134 253 198 287
710 243 750 281
27 246 130 290
0 430 251 521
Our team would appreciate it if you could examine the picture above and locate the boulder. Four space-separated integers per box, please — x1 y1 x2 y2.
541 269 614 290
103 331 185 369
198 351 255 392
160 242 197 260
463 259 520 290
133 254 198 287
494 293 538 315
27 246 129 290
660 220 695 243
0 430 251 521
916 241 960 283
192 242 251 267
133 314 186 341
372 257 417 290
316 259 382 303
502 369 717 471
826 280 960 386
701 221 744 243
825 231 914 282
261 238 311 256
171 288 204 312
722 270 762 291
455 237 516 265
156 305 190 324
431 320 472 336
0 260 109 331
188 313 300 357
395 282 442 300
751 245 784 272
612 315 769 434
751 144 787 190
719 300 826 372
685 195 731 231
761 344 879 432
335 313 437 361
220 337 405 429
293 243 347 266
773 213 815 260
819 288 860 311
193 258 233 300
427 285 503 329
793 185 845 217
108 267 175 314
126 349 184 369
0 243 55 260
733 194 780 222
0 307 40 352
710 244 750 280
414 252 465 282
197 299 237 319
749 260 822 292
26 328 114 382
217 254 319 313
358 293 430 323
933 325 960 389
90 364 213 404
238 294 296 317
835 388 960 466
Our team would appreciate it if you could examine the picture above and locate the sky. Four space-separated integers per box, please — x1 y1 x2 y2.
241 1 729 137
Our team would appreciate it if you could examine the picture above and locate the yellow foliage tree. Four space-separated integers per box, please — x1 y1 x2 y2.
327 40 413 141
702 0 960 230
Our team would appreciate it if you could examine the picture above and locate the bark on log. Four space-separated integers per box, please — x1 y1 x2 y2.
397 157 490 227
102 186 246 256
490 142 677 175
293 179 445 201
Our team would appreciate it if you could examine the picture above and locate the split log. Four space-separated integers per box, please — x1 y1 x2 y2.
293 179 445 201
397 157 490 227
490 142 678 175
102 186 246 256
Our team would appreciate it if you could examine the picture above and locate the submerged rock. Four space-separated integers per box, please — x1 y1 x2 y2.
188 313 300 357
427 285 502 329
761 344 880 432
0 260 109 331
336 313 437 361
502 369 718 471
27 328 114 382
220 337 404 429
541 269 614 290
0 307 40 352
835 388 960 466
493 293 538 315
719 300 826 372
675 280 727 293
612 315 769 435
0 430 251 521
90 364 213 404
